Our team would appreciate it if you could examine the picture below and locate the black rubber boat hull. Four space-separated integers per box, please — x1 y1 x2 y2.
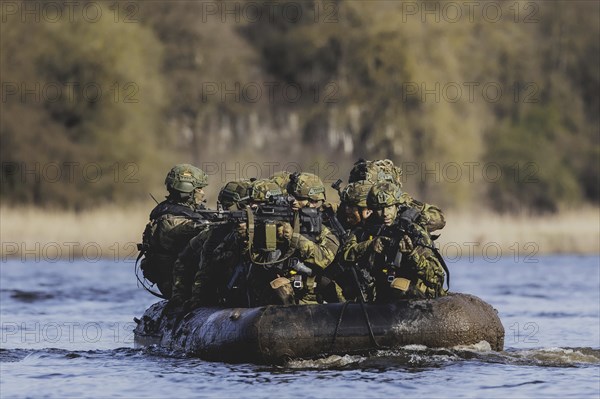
134 293 504 364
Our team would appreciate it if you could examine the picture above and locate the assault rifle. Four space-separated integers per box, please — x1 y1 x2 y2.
198 197 322 253
367 207 450 288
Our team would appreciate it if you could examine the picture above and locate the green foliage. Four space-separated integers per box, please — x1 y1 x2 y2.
485 105 582 213
1 0 598 213
1 4 166 208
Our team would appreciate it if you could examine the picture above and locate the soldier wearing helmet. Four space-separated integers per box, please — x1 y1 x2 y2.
172 178 289 310
248 179 284 206
192 174 335 307
168 178 254 310
348 158 446 233
217 179 253 210
260 172 342 305
338 180 374 229
138 164 211 300
342 182 446 301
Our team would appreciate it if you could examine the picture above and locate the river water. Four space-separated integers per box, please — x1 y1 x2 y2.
1 255 599 398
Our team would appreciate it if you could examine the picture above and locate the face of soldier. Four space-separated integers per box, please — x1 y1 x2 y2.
292 197 321 210
375 205 398 226
193 188 205 205
345 205 373 226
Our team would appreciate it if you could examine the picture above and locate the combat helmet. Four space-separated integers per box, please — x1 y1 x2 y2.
366 182 405 209
269 171 291 194
348 158 403 187
165 164 208 193
218 179 253 210
249 179 283 203
339 180 373 208
287 172 326 201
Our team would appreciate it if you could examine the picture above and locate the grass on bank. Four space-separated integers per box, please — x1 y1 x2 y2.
1 205 598 260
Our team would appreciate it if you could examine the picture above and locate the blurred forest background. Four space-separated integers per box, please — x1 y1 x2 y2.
1 0 599 215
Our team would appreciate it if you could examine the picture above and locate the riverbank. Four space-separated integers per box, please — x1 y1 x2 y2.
1 205 598 261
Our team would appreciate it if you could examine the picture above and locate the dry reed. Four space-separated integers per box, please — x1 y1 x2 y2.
1 205 598 260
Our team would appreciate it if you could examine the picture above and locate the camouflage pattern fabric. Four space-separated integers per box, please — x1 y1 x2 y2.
189 225 242 306
400 193 446 233
269 171 291 194
141 200 209 299
347 159 445 233
342 218 446 301
348 158 403 186
171 228 211 302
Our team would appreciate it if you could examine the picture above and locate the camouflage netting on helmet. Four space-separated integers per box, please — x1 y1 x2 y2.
367 182 405 209
218 179 253 209
165 164 208 193
348 159 403 187
249 179 283 203
287 172 326 201
339 180 374 208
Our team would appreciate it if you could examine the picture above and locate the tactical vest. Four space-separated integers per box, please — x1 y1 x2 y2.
138 201 206 284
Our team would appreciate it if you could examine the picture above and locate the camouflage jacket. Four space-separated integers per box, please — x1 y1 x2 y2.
400 193 446 233
186 225 241 305
140 199 209 297
342 217 446 300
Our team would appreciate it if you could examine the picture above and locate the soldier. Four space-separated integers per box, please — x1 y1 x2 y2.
337 180 374 230
201 173 340 307
342 182 447 302
183 179 286 309
327 179 375 301
275 172 341 304
348 158 446 233
138 164 210 299
168 179 253 310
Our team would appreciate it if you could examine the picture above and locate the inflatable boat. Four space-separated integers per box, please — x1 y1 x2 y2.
133 293 504 364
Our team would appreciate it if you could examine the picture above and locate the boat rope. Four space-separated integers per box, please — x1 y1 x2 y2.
329 300 351 353
350 266 379 348
134 252 167 300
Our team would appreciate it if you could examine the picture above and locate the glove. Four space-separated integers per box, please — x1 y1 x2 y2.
276 222 294 241
398 235 414 254
371 236 391 254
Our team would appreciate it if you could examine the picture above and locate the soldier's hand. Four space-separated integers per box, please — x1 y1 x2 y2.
372 236 391 254
276 222 294 241
398 235 414 254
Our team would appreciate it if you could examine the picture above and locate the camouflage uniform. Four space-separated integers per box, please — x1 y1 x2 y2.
348 158 446 233
139 164 210 299
170 179 253 307
210 174 341 307
280 173 341 304
193 179 286 307
336 179 374 231
342 182 446 302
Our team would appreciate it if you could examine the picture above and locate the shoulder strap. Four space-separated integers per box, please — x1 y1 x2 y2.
149 201 206 221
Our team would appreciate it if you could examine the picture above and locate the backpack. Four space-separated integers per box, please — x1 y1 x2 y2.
348 159 403 186
137 201 205 284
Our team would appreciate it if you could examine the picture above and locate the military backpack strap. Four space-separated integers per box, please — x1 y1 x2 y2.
133 247 167 300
